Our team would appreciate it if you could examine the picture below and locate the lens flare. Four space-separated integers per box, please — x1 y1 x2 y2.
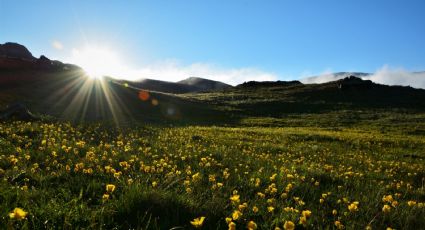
138 90 150 101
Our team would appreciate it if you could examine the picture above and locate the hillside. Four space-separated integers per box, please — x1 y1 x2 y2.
178 77 232 91
117 77 232 94
301 72 372 84
1 42 425 125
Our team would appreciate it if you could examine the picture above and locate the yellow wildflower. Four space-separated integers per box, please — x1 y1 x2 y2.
407 200 417 206
106 184 116 193
348 201 359 212
247 220 257 230
228 221 236 230
335 220 344 229
299 216 307 226
382 204 391 213
382 195 393 203
9 208 28 220
283 221 295 230
232 210 242 220
190 216 205 228
230 194 240 204
102 193 110 201
302 210 312 218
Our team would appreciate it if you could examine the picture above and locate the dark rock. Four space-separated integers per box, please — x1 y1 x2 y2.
237 80 303 88
337 76 373 90
36 55 53 68
0 103 37 121
0 42 36 60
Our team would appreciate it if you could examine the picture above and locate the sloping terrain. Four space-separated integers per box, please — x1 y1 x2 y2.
178 77 232 91
1 42 425 125
182 76 425 118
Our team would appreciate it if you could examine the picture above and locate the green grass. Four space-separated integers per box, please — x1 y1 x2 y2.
1 113 424 229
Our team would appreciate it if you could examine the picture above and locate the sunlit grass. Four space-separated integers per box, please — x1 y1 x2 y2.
0 119 424 229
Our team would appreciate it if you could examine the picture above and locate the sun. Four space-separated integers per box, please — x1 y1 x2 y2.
69 47 125 79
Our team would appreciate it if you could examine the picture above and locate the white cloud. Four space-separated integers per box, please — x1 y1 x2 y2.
52 40 63 50
123 60 278 85
300 66 425 89
64 47 278 85
301 69 345 84
364 66 425 89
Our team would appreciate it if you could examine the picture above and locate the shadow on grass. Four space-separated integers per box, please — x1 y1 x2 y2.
109 185 225 229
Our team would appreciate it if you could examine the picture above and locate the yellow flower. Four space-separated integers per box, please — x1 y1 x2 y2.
299 216 307 226
232 210 242 220
270 173 277 181
247 220 257 230
382 204 391 213
267 206 275 212
252 206 259 213
9 208 27 220
190 216 205 228
283 221 295 230
225 217 232 224
391 201 398 207
230 194 240 204
238 203 247 211
332 209 338 215
348 202 359 212
228 221 236 230
335 220 344 229
106 184 116 193
302 209 312 218
102 193 110 201
257 192 265 198
382 195 393 203
407 200 417 206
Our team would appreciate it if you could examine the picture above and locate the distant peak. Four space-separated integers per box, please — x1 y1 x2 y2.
0 42 36 60
178 77 232 91
237 80 302 88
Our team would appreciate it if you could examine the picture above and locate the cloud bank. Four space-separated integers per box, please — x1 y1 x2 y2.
124 61 278 85
63 46 278 85
365 66 425 89
301 66 425 89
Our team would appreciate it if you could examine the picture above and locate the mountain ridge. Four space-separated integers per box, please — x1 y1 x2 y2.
1 42 425 123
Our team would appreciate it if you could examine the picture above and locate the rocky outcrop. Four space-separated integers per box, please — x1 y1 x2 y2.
237 80 302 88
337 76 373 90
0 42 36 60
0 103 37 121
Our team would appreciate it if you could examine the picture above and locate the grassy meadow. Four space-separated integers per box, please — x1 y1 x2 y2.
1 111 424 229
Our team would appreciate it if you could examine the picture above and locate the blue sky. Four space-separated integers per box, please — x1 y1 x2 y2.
1 0 425 85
